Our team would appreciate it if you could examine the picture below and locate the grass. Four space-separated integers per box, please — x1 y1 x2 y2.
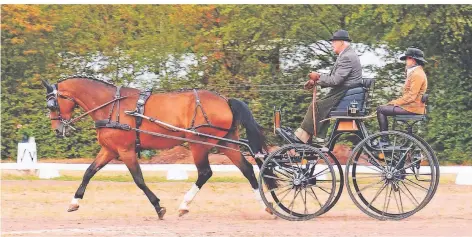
1 170 250 183
1 170 458 185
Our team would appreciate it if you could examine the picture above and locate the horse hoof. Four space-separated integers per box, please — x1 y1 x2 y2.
68 204 79 212
265 202 274 215
158 207 166 220
178 209 189 217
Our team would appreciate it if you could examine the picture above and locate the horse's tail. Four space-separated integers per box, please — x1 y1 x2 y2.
228 98 278 189
228 98 267 153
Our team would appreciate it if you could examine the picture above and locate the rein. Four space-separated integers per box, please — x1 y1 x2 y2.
69 95 129 124
312 85 317 137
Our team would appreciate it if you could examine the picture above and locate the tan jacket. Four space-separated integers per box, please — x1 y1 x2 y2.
389 66 428 114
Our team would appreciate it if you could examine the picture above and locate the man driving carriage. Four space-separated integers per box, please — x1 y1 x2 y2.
294 29 363 143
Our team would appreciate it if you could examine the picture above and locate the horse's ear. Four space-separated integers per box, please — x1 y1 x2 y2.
41 79 53 93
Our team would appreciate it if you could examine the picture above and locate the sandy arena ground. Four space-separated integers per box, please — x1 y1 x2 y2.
1 172 472 237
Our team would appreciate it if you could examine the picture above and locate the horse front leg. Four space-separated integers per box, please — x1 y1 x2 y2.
119 149 166 220
178 145 212 217
68 147 117 212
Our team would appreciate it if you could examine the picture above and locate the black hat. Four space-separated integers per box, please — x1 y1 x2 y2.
400 47 427 64
329 30 352 42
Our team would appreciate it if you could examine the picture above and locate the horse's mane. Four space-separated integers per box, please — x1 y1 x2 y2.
58 75 116 87
58 75 227 100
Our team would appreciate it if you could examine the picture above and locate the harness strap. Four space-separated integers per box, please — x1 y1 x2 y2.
115 86 122 123
190 89 213 129
95 119 131 131
134 89 152 159
69 96 127 124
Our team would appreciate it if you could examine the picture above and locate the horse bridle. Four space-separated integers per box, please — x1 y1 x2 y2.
45 83 129 137
46 83 79 135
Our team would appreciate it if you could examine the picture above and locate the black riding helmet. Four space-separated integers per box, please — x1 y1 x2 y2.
400 47 427 64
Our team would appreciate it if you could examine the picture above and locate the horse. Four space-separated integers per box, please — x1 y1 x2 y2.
41 76 275 219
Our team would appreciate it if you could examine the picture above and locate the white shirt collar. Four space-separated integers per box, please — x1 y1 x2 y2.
406 65 419 77
339 46 349 57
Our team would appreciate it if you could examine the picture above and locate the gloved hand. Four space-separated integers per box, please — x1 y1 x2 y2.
308 72 320 81
304 72 320 90
304 80 315 90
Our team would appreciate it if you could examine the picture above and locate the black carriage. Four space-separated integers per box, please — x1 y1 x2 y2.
257 79 440 221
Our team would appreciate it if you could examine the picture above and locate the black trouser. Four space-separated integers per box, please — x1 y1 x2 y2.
376 105 418 132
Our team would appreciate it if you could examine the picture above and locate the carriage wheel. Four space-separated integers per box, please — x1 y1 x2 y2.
258 144 336 221
345 131 439 220
268 150 343 217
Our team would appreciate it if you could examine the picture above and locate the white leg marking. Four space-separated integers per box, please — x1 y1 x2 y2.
70 198 80 205
178 184 200 211
254 189 267 209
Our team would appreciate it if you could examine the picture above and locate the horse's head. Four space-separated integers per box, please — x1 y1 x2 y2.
41 79 77 138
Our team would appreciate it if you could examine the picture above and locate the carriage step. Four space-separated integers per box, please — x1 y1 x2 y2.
276 127 304 144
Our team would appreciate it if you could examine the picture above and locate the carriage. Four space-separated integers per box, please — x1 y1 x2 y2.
258 78 440 221
42 76 439 221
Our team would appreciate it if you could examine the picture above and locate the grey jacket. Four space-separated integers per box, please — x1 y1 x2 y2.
318 45 363 89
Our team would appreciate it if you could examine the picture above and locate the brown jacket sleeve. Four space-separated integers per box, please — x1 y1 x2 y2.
389 72 425 106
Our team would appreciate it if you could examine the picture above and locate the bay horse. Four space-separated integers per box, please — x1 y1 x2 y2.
41 76 274 219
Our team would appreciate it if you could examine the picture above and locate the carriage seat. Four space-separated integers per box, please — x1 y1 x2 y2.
393 94 428 122
328 78 374 117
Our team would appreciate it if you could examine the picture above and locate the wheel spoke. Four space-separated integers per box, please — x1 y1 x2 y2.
305 168 329 181
273 167 294 180
393 186 402 214
353 160 384 173
353 174 384 180
272 159 295 178
307 187 323 208
300 188 308 215
398 181 420 206
368 181 388 208
361 146 386 171
389 136 398 170
288 189 301 215
382 183 393 215
394 158 423 173
393 144 414 170
275 186 294 207
357 178 386 194
263 174 291 182
305 183 332 194
266 183 293 194
402 173 432 176
316 185 332 195
401 177 430 192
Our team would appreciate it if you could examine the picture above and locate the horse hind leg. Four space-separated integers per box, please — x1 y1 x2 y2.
69 147 116 212
219 136 273 215
119 150 166 220
178 145 212 217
